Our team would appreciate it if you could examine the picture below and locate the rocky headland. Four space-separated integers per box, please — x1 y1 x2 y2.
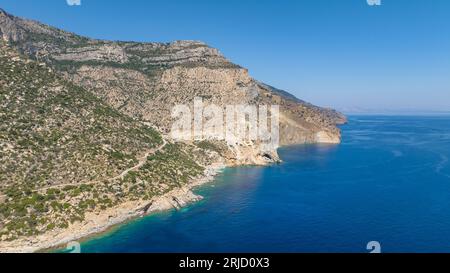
0 8 346 252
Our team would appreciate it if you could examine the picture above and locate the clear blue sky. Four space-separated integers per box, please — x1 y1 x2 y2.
1 0 449 112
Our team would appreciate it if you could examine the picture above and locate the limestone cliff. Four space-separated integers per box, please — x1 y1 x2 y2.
0 8 345 165
0 7 348 251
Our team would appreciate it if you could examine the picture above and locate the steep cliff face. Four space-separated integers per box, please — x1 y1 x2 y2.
0 41 226 243
0 8 346 166
0 8 347 251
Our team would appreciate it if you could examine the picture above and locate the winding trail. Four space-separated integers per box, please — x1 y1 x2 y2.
0 139 168 199
112 138 167 181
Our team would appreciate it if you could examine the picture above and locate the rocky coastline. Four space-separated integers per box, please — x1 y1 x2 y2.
0 163 225 253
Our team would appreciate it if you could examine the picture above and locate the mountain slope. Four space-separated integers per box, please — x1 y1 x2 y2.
0 42 221 247
0 8 345 150
0 8 345 251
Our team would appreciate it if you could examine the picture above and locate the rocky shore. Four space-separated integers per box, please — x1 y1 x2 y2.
0 8 345 253
0 163 225 253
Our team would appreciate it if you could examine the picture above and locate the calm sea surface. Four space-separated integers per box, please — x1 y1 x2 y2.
75 116 450 253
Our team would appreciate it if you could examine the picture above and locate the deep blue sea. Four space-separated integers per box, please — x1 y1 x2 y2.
76 116 450 253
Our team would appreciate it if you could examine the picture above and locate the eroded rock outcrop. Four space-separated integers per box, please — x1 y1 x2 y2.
0 7 347 252
0 8 346 166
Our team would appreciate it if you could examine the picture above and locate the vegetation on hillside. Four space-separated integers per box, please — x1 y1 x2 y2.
0 44 213 240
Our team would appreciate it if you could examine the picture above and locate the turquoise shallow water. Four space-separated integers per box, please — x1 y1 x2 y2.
75 116 450 253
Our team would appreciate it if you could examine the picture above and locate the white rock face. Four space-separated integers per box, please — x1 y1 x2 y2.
0 8 349 252
0 7 346 164
315 131 341 144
